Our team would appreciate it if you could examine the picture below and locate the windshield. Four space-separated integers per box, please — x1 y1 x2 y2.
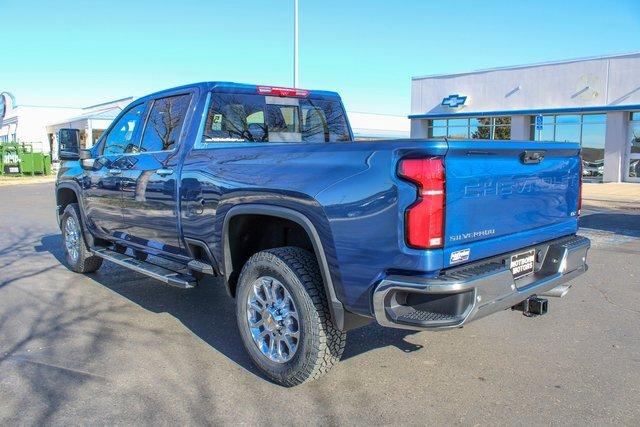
204 93 351 143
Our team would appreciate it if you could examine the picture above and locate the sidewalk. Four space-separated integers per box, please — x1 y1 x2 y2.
582 183 640 210
0 175 56 186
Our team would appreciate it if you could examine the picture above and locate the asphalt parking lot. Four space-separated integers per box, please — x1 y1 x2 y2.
1 183 639 425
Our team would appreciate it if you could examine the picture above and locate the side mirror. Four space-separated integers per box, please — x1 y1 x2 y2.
58 128 81 160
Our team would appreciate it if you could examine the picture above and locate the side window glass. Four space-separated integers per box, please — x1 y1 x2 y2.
204 93 267 142
103 104 145 156
139 94 192 152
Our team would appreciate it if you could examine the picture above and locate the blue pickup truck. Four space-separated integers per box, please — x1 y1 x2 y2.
55 82 590 386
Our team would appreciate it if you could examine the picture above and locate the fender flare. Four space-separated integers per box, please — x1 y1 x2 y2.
56 182 84 220
56 181 95 247
221 204 347 329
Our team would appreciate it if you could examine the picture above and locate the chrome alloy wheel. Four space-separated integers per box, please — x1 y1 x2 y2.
64 216 81 264
247 276 300 363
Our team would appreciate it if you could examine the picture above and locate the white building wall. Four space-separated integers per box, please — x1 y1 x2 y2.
510 115 530 140
410 118 429 139
348 111 410 139
411 52 640 116
1 105 80 152
603 112 628 183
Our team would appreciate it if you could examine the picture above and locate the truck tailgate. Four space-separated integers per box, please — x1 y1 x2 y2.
443 140 581 267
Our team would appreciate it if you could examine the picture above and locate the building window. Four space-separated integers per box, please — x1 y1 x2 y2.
427 116 511 140
531 113 606 182
530 114 606 144
628 112 640 180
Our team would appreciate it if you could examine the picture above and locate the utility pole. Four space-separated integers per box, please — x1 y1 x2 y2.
293 0 299 87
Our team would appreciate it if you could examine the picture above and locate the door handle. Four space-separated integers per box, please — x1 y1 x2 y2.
156 168 174 177
108 168 122 175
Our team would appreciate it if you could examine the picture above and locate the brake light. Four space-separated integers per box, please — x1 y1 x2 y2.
398 158 445 249
257 86 309 97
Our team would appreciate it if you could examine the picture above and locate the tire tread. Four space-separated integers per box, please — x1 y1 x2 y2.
239 246 346 386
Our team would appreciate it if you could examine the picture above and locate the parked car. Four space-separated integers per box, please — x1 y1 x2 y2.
582 159 604 176
55 82 590 386
630 159 640 177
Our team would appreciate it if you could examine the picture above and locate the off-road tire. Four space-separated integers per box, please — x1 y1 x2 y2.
60 203 103 273
236 247 346 386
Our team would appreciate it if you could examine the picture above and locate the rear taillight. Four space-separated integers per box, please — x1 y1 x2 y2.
398 158 445 249
257 86 309 97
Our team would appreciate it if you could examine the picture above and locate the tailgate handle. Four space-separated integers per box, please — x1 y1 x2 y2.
521 150 546 164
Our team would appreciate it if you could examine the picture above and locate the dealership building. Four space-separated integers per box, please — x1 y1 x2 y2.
410 52 640 183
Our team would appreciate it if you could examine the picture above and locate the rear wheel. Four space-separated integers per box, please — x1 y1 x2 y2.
236 247 346 386
61 203 102 273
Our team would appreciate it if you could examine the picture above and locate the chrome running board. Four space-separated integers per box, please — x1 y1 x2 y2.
92 248 196 289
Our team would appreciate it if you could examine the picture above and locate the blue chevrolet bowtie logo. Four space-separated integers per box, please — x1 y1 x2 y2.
442 94 467 108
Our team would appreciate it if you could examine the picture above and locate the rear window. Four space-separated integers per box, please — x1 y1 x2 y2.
203 93 350 143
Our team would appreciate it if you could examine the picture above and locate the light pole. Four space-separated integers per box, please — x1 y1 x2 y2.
293 0 299 87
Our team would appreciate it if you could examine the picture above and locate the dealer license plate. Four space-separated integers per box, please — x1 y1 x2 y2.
510 249 536 280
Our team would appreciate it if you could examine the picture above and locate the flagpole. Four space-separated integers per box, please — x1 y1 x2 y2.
294 0 299 87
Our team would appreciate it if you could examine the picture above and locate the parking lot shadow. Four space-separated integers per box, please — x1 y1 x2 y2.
579 213 640 238
35 234 66 263
36 234 424 382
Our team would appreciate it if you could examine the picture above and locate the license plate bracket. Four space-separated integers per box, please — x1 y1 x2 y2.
510 249 536 280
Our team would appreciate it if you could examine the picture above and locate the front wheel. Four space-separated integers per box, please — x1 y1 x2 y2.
60 203 103 273
236 247 346 386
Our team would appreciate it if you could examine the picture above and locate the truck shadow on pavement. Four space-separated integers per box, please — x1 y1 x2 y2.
579 213 640 238
37 234 424 380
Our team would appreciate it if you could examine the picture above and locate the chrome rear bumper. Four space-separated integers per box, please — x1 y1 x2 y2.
373 235 590 331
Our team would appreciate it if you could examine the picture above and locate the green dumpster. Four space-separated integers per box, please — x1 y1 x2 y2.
20 152 36 175
0 143 53 175
43 154 52 175
0 143 22 175
19 144 52 175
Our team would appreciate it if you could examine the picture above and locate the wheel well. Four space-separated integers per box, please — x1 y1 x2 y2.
56 187 78 218
226 214 315 296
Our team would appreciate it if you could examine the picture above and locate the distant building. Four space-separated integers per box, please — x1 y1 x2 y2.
0 92 79 154
0 92 132 159
410 52 640 183
348 111 409 140
46 97 133 158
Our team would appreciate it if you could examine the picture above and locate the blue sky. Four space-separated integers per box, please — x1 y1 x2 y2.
1 0 639 115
